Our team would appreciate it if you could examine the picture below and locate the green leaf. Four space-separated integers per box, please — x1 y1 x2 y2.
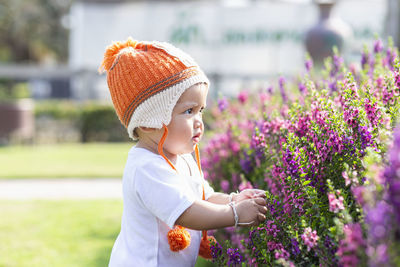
302 180 311 186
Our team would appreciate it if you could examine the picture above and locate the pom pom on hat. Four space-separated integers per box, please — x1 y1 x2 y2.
167 225 191 252
99 38 138 73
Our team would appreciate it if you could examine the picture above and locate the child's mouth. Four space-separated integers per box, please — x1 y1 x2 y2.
192 133 201 143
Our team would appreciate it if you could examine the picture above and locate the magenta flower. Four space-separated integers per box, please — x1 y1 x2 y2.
238 90 249 104
364 98 381 127
220 180 230 193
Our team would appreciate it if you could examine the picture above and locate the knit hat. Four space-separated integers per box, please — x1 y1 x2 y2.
99 37 209 139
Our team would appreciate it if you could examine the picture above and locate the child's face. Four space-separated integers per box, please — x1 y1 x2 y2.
163 83 208 157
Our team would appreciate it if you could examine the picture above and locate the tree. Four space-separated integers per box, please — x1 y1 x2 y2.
0 0 72 63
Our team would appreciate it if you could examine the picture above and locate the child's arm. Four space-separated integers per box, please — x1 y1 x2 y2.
207 189 266 205
175 197 267 230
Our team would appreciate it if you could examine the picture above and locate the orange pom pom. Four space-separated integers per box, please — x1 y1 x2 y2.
99 37 138 73
198 235 216 259
167 226 191 252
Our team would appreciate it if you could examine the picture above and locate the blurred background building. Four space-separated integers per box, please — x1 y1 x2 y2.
0 0 398 142
68 0 397 99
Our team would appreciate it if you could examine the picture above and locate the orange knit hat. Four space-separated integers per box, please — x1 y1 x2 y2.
99 37 209 139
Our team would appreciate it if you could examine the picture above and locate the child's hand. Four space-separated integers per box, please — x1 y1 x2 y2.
234 197 267 227
234 189 266 203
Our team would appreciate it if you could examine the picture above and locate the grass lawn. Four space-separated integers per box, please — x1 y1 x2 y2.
0 143 134 179
0 200 122 267
0 200 216 267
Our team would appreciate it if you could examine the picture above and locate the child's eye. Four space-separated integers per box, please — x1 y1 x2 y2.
200 107 205 113
184 108 193 114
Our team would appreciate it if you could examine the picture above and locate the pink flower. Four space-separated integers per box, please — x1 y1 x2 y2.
328 193 345 213
342 171 351 186
231 142 241 153
259 91 268 103
239 181 253 191
301 227 319 251
351 186 365 206
274 248 290 260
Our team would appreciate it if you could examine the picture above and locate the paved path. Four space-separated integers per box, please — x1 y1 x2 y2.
0 178 122 200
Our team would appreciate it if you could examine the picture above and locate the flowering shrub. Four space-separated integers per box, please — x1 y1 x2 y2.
202 39 400 266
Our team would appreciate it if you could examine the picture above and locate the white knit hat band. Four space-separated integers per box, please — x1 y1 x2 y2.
127 72 209 140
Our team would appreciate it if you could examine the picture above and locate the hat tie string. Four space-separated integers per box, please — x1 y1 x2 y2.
159 124 214 259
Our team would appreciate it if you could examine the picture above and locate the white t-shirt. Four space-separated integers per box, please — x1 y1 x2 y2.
109 146 214 267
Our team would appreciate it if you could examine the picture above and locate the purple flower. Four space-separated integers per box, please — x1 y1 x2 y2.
298 82 307 94
386 48 397 70
366 201 392 242
305 58 313 72
331 54 344 77
384 125 400 224
210 241 223 259
279 77 288 103
240 152 253 174
329 81 338 92
373 39 383 54
358 126 373 150
290 238 300 256
282 148 301 177
324 236 338 260
361 51 370 67
227 248 243 266
218 97 229 112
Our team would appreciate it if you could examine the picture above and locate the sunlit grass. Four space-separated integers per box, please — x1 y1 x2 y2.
0 200 122 267
0 143 133 178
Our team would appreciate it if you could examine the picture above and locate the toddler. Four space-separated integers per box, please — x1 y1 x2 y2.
99 37 267 267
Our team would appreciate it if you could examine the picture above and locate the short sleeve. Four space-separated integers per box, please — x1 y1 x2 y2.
203 179 214 200
134 161 196 229
181 153 215 200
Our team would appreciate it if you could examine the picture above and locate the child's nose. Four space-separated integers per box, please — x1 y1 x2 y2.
194 116 203 129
